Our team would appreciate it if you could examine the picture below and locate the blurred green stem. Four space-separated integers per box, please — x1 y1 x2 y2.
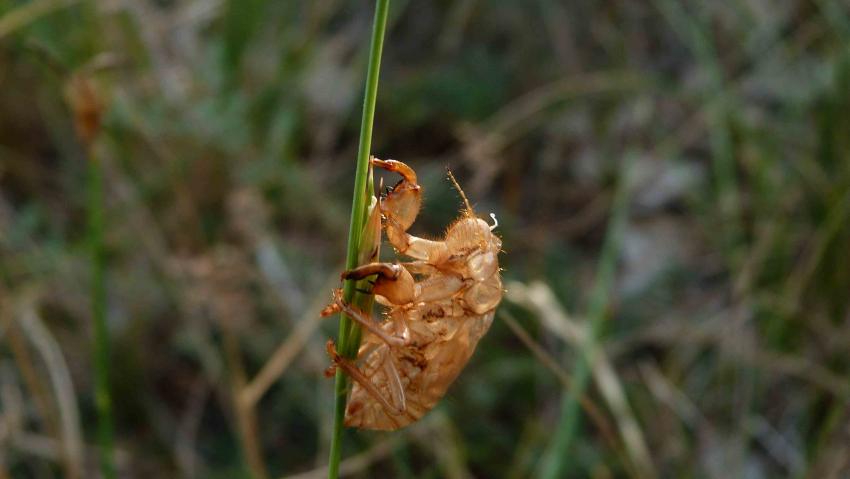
328 1 390 479
88 148 116 479
540 161 632 479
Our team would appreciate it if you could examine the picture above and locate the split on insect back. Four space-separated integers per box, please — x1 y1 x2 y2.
322 157 503 431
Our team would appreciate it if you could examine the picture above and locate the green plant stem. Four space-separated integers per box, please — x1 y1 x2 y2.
539 161 632 479
88 149 116 479
328 1 390 479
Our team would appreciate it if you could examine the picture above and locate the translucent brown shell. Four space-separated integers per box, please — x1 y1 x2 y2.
322 158 503 430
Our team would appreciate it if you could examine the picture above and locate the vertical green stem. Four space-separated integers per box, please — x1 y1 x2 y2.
328 1 390 478
539 161 632 479
88 150 116 479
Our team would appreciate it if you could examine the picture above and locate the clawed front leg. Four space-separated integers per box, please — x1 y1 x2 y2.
342 262 416 305
324 340 405 416
371 158 449 262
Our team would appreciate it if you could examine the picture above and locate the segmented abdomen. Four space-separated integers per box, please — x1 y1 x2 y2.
344 309 495 430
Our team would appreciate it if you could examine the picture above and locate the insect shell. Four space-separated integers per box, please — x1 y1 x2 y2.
323 158 503 431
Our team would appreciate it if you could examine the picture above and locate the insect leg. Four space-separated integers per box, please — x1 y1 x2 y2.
400 261 441 275
370 158 449 262
342 262 401 280
320 300 341 317
325 340 404 416
343 262 417 306
380 347 406 413
330 290 407 347
371 158 418 184
385 218 449 262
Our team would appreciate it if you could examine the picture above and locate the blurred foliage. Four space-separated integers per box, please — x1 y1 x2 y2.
1 0 850 478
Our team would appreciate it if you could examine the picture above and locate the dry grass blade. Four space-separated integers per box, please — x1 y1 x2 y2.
241 298 326 408
499 310 571 386
223 331 268 479
238 270 340 453
638 361 702 428
506 281 657 479
499 309 622 454
15 296 83 479
619 314 850 398
0 368 129 475
460 72 645 192
0 295 60 458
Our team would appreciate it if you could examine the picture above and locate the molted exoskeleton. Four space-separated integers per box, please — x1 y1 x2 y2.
322 158 503 430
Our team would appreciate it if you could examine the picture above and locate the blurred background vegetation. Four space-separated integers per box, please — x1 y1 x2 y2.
2 0 850 477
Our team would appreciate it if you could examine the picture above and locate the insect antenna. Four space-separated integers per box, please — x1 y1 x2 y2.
446 168 474 215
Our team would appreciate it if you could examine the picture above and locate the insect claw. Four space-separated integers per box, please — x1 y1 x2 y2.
326 339 340 360
324 340 341 377
320 303 340 317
